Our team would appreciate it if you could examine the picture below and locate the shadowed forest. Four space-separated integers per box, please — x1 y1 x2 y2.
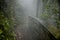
0 0 60 40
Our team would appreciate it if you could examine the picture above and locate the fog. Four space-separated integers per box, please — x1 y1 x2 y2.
0 0 59 40
13 0 57 40
14 0 39 40
14 0 38 25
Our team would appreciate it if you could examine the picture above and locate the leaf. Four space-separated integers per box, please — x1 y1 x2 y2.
11 32 16 37
0 29 3 34
4 27 9 31
7 38 8 40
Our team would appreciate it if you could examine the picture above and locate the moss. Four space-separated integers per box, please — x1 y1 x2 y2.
48 25 60 39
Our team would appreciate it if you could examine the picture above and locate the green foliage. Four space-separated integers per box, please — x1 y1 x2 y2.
41 0 59 26
48 25 60 39
0 30 3 35
41 13 49 20
0 0 16 40
41 0 59 20
41 0 60 39
0 11 16 40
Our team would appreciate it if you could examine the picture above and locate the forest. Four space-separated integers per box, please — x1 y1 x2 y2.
0 0 60 40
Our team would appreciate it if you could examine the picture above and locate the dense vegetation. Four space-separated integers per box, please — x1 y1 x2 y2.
0 0 16 40
41 0 60 39
0 11 16 40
